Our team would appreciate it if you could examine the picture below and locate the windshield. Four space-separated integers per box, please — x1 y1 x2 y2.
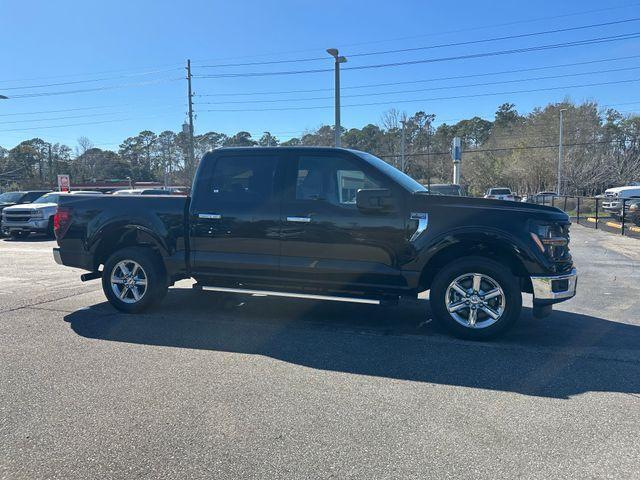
490 188 512 195
33 193 60 204
429 185 462 196
353 151 426 193
0 192 25 203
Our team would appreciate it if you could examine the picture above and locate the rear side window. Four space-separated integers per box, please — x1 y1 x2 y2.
24 192 47 202
209 155 278 204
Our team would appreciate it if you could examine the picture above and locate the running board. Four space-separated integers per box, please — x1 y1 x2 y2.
196 285 380 305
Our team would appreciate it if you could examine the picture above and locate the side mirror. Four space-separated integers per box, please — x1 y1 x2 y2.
356 188 393 212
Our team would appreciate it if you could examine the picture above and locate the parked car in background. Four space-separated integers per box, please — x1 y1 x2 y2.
113 188 177 196
484 188 515 201
1 191 101 239
601 186 640 219
0 190 51 236
523 191 558 204
625 198 640 226
426 184 463 196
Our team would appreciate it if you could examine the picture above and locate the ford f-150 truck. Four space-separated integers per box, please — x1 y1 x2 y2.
52 147 577 339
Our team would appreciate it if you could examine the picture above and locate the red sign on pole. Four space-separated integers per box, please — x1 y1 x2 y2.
57 174 70 192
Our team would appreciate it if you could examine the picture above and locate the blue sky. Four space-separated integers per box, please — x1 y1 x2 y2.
1 0 640 150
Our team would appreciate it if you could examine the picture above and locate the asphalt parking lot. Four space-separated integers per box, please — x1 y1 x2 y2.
1 225 639 479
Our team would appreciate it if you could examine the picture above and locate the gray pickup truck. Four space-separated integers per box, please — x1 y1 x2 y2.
2 191 101 238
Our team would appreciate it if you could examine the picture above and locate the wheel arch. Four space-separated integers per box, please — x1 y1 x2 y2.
417 236 532 293
92 225 167 272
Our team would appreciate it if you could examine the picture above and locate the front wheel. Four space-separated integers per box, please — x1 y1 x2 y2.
102 247 168 313
430 256 522 340
9 231 29 239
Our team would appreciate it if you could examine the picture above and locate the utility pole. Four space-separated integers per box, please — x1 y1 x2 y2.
326 49 347 147
426 127 432 190
186 59 196 173
557 108 567 195
400 119 406 173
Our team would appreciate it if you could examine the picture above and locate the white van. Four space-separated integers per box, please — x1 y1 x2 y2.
602 186 640 217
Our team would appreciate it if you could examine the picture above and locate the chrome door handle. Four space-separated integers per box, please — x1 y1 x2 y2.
198 213 222 220
287 216 311 223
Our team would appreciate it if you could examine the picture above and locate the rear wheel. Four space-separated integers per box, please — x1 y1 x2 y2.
102 247 168 313
430 256 522 340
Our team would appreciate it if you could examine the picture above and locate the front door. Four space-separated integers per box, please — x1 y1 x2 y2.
189 152 281 284
279 151 408 293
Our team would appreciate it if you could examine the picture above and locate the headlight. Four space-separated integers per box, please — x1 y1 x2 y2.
30 209 44 218
530 223 568 253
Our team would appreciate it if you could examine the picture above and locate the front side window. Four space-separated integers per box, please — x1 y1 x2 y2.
210 155 277 204
296 155 383 207
24 192 48 202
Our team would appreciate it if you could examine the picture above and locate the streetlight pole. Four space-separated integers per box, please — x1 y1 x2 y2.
400 119 406 173
327 48 347 148
557 108 567 195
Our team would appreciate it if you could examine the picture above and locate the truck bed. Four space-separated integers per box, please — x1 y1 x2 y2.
55 194 189 275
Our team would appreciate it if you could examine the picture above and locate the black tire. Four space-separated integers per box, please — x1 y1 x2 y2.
9 231 29 239
430 256 522 340
47 217 55 239
102 247 168 313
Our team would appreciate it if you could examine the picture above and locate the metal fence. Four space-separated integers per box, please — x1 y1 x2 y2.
526 195 640 239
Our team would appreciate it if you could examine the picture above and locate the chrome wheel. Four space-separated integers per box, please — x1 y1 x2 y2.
110 260 148 304
445 272 506 329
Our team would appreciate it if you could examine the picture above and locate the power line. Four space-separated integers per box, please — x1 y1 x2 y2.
3 77 183 99
0 67 184 91
196 65 640 105
194 32 640 78
0 64 184 86
0 105 117 117
200 77 640 112
192 3 640 64
197 17 640 68
0 109 184 133
379 139 626 157
0 111 124 125
0 118 132 133
196 54 640 97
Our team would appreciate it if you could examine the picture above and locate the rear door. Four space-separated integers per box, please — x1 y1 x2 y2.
189 152 282 284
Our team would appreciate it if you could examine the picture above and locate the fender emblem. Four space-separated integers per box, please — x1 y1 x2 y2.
410 212 428 242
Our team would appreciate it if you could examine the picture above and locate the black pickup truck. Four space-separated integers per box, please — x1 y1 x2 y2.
53 147 577 339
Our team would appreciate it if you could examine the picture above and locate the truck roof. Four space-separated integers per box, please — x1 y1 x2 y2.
605 186 640 193
212 146 357 154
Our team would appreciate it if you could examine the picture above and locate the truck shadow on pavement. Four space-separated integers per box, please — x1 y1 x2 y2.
64 288 640 399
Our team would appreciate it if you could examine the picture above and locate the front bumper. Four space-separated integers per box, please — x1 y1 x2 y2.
1 218 49 233
530 268 577 304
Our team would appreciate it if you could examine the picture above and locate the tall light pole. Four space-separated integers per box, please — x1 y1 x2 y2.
400 119 406 173
327 48 347 147
557 108 567 195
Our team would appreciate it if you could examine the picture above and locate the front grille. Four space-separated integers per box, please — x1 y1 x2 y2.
3 210 34 223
